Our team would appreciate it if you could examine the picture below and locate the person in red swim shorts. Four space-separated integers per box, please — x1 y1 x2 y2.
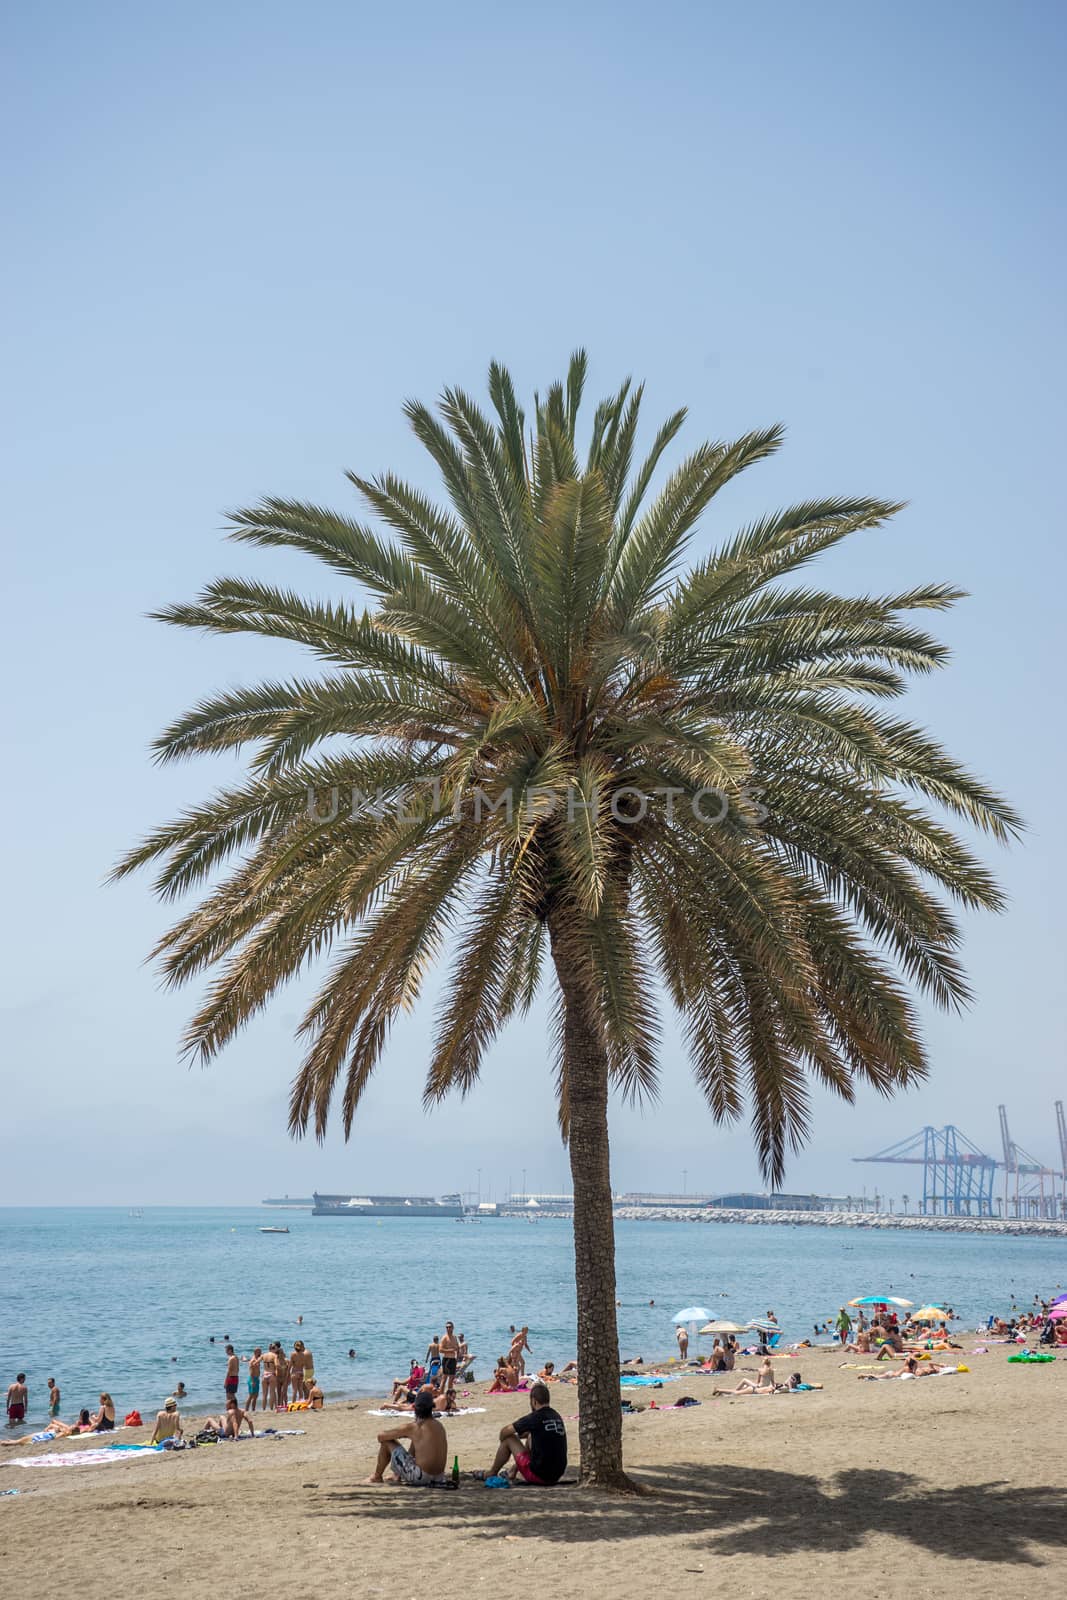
484 1382 568 1485
6 1374 28 1427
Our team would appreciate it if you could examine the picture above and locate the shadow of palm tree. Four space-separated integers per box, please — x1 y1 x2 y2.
314 1463 1067 1566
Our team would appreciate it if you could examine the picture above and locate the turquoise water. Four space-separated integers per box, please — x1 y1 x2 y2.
2 1207 1063 1429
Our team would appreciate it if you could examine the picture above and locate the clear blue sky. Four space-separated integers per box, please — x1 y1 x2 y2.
2 0 1063 1204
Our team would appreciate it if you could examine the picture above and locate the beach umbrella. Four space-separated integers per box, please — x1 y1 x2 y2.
745 1318 781 1332
848 1295 913 1308
698 1320 748 1335
911 1306 951 1322
672 1306 713 1324
1048 1304 1067 1320
1050 1293 1067 1305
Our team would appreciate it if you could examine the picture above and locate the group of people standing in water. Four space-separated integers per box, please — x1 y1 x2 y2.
229 1339 318 1411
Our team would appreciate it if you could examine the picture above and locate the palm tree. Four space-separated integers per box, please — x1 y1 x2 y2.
116 353 1018 1488
902 1193 910 1215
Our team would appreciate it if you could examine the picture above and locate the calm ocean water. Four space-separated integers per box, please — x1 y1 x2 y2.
2 1207 1063 1428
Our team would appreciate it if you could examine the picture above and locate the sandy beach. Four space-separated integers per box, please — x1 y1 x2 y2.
4 1341 1065 1599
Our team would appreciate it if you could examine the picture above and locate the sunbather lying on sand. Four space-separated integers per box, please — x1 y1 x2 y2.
2 1416 87 1445
714 1357 776 1395
859 1356 947 1380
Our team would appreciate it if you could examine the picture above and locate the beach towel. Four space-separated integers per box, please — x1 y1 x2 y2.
15 1446 164 1469
367 1407 486 1418
620 1374 678 1386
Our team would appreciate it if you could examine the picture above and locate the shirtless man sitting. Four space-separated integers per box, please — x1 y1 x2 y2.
367 1389 448 1485
150 1397 183 1444
221 1395 255 1436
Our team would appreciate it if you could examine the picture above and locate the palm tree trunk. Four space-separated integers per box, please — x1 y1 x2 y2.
550 928 635 1491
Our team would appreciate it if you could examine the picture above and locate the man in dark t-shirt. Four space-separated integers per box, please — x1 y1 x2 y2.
485 1382 567 1485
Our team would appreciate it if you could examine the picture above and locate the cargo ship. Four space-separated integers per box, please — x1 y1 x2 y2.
312 1192 464 1218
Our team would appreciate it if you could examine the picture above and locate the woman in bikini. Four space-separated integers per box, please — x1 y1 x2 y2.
488 1356 518 1393
91 1393 116 1432
714 1357 776 1395
275 1349 290 1409
262 1346 277 1411
290 1342 306 1402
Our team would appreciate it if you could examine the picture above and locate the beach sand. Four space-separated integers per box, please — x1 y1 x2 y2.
3 1343 1065 1598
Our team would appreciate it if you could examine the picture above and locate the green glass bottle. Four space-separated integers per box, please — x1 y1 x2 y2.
451 1453 460 1488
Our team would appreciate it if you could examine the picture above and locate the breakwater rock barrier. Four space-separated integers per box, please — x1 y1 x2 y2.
608 1207 1067 1237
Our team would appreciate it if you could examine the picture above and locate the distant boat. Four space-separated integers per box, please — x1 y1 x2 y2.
128 1208 144 1218
259 1226 290 1234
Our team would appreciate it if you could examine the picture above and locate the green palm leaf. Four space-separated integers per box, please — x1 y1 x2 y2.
120 353 1019 1488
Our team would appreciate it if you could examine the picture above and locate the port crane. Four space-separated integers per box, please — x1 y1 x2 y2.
997 1104 1061 1219
856 1107 1067 1219
853 1125 997 1217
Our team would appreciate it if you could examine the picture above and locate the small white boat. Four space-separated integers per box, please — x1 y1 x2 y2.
260 1226 290 1234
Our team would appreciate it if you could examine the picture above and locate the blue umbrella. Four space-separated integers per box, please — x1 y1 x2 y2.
672 1305 713 1323
848 1295 913 1308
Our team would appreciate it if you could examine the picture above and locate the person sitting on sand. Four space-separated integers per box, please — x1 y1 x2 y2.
307 1382 324 1410
488 1355 519 1393
368 1389 448 1485
199 1398 252 1437
537 1362 558 1383
391 1361 423 1405
150 1398 183 1445
714 1357 776 1395
483 1382 567 1485
221 1396 255 1437
845 1329 872 1354
91 1393 116 1432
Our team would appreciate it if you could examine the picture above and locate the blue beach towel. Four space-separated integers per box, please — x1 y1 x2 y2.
619 1374 679 1386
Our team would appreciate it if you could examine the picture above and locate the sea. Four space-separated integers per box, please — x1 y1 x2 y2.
2 1207 1063 1429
